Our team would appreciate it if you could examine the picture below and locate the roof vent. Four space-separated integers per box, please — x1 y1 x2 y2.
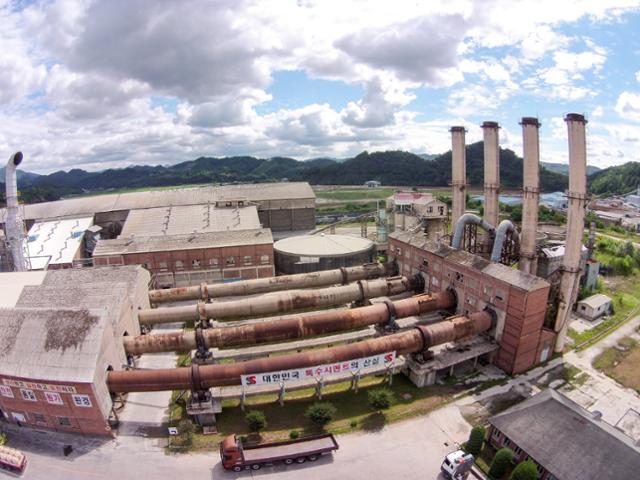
591 410 603 420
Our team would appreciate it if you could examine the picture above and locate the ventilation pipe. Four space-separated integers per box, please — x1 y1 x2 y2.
554 113 588 352
138 275 421 326
5 152 28 272
490 220 520 263
482 121 500 230
149 262 397 304
125 291 456 355
450 126 467 229
519 117 541 274
108 309 494 392
451 213 496 250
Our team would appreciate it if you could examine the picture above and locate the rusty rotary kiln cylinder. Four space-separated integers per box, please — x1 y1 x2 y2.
108 309 494 392
124 290 456 355
137 275 419 326
148 262 397 304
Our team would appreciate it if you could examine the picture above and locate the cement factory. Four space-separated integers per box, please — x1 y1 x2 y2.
0 114 591 439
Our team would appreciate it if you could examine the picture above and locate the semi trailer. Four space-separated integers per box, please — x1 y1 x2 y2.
220 433 338 471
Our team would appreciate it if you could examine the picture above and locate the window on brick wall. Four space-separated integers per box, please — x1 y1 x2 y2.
492 428 500 438
395 247 402 256
260 255 270 265
175 260 184 270
422 259 429 270
226 257 236 266
32 413 46 424
455 272 464 283
20 389 36 402
158 261 168 271
514 446 523 456
192 259 201 269
503 437 511 447
209 258 219 267
495 289 505 302
244 255 252 266
57 416 71 426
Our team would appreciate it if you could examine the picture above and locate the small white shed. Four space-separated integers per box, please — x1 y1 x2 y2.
576 294 612 321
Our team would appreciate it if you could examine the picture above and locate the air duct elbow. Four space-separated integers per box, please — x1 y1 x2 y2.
490 220 520 262
452 213 496 249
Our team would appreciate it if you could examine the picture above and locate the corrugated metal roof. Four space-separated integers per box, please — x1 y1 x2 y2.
274 234 374 257
0 182 315 222
26 216 93 269
490 389 640 480
577 293 612 310
119 204 260 237
93 228 273 256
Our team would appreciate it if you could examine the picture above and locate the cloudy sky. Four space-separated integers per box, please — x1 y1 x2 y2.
2 0 640 174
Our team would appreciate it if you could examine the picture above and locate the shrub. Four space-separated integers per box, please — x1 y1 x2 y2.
489 447 514 479
289 430 299 439
306 402 337 427
509 460 538 480
466 425 486 456
367 388 395 412
245 410 267 433
177 419 195 445
0 432 6 446
350 419 358 428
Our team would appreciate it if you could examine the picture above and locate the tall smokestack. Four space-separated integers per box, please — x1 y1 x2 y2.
450 126 467 229
5 151 29 272
554 114 588 352
482 121 500 230
519 117 541 274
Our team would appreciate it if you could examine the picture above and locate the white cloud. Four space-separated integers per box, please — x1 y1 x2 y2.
615 92 640 121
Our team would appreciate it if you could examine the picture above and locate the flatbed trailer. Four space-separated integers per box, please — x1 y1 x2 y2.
220 433 338 471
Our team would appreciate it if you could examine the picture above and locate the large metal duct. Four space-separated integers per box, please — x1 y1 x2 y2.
450 126 467 229
125 291 456 355
108 309 494 392
554 113 588 352
451 213 496 250
519 117 541 274
4 152 29 272
148 262 396 304
482 121 500 230
138 276 420 326
490 220 519 263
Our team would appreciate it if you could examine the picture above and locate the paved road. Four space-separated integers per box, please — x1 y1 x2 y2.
7 404 468 480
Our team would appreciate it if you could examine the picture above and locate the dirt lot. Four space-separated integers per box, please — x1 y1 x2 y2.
593 337 640 393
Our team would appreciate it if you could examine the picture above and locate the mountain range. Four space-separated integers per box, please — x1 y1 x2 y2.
0 144 637 205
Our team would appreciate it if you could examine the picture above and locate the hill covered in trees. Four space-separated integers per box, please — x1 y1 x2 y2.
588 161 640 196
2 142 570 205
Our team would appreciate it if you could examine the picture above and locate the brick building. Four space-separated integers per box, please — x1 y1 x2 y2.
488 389 640 480
93 229 274 288
389 231 553 374
0 266 149 436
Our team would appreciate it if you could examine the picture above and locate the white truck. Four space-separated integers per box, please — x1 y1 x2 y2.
440 450 475 480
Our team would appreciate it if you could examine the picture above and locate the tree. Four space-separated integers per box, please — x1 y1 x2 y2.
367 388 395 412
305 402 337 427
489 447 514 479
509 460 538 480
465 425 486 456
245 410 267 433
177 419 195 445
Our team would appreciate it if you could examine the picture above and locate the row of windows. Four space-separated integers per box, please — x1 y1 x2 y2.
0 386 92 408
147 255 271 272
9 410 74 427
493 428 546 478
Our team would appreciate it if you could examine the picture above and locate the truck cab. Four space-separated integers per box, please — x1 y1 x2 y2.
220 435 243 472
441 450 474 480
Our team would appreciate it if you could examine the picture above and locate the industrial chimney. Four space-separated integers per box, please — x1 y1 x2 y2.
554 113 588 352
519 117 541 274
450 126 467 229
482 121 500 230
4 151 29 272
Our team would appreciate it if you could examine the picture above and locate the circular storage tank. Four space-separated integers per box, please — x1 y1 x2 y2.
274 234 376 274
